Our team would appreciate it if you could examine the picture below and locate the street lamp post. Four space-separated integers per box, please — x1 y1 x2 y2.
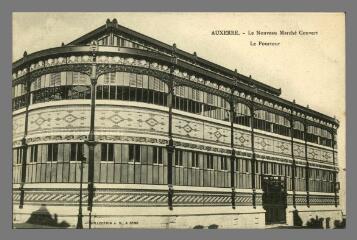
87 41 98 229
78 41 98 229
76 154 86 229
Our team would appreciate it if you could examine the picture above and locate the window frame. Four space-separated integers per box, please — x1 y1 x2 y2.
101 143 114 162
128 144 141 163
153 146 163 165
47 143 58 162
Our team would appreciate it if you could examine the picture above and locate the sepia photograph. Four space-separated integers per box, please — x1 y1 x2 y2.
12 12 345 229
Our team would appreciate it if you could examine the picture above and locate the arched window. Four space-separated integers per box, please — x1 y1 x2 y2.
30 72 91 105
202 92 230 121
272 114 291 137
96 72 168 107
252 109 291 136
234 103 251 127
12 83 27 110
293 121 305 140
174 85 204 115
307 126 320 144
253 109 272 132
173 85 230 122
320 129 332 147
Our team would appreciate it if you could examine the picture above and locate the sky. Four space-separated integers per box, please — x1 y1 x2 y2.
12 12 346 212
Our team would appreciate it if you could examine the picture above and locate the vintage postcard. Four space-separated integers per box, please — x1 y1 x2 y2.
12 12 345 229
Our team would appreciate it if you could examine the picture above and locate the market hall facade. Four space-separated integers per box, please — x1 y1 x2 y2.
12 19 342 228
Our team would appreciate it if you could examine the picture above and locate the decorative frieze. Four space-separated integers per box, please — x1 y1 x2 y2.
13 187 258 207
309 195 337 205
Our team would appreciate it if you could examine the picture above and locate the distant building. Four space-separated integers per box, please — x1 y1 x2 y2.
12 19 342 228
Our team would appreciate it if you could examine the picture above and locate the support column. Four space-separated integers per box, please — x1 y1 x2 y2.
250 99 256 208
290 115 296 208
304 119 310 207
167 44 177 210
86 48 98 228
18 59 30 209
76 153 85 229
230 95 236 209
331 131 338 207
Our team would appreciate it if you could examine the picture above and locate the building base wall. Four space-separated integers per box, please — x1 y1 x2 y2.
286 206 343 229
13 205 266 229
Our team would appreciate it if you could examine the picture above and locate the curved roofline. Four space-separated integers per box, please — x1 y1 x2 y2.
67 19 282 96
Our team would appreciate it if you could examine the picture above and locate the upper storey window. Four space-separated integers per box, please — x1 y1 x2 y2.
30 72 90 92
173 85 230 122
111 35 171 55
234 103 251 127
253 110 291 136
307 126 320 144
254 110 272 132
96 72 168 106
12 83 27 110
98 36 109 46
96 34 151 51
272 114 291 137
12 83 27 98
29 72 91 105
293 121 305 140
320 129 333 147
307 125 333 147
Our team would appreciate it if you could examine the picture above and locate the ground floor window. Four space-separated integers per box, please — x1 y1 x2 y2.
13 143 335 192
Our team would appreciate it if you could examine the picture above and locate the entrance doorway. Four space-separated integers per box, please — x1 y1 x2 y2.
262 175 287 224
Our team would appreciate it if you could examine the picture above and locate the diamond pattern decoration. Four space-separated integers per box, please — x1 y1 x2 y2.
28 109 90 133
276 142 288 152
34 116 46 125
239 135 247 144
206 127 227 142
214 130 222 139
294 145 304 156
309 150 318 159
260 139 267 148
183 124 193 133
255 137 270 150
145 117 159 127
108 114 125 124
63 113 78 123
322 151 331 160
175 120 198 136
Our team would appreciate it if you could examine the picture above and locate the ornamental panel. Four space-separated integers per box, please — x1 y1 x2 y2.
233 129 252 148
321 149 333 163
307 146 322 162
293 142 305 159
96 107 168 136
27 106 90 135
253 134 291 156
13 113 26 140
254 136 274 152
204 123 230 144
173 117 204 139
273 139 291 155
